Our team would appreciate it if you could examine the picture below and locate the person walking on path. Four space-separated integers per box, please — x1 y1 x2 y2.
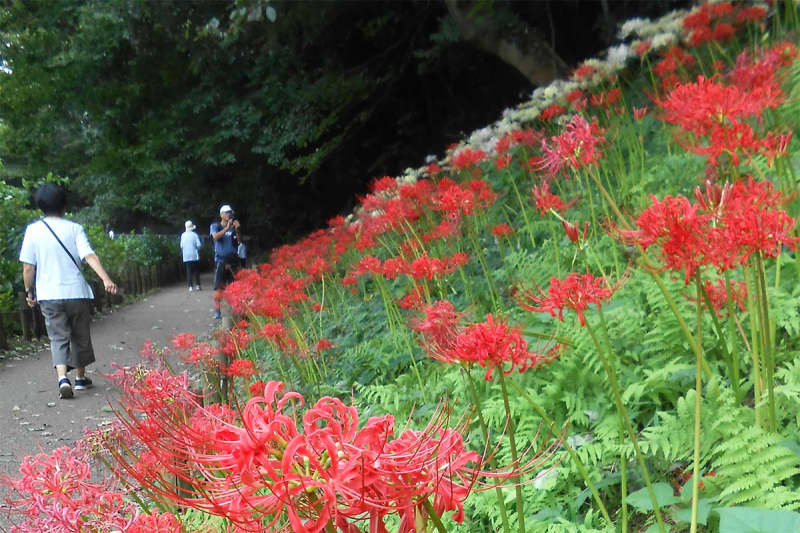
180 220 202 291
210 204 241 320
18 183 118 399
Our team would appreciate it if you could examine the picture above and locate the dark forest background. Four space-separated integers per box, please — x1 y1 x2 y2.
0 0 686 250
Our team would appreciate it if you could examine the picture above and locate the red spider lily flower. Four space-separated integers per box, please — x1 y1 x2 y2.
397 285 425 310
496 129 542 153
635 41 651 55
565 89 584 104
491 223 513 237
311 302 323 312
658 74 786 167
562 220 590 245
426 162 442 176
370 175 399 194
531 183 570 215
2 445 138 532
249 379 268 397
700 277 747 317
226 359 257 379
126 511 183 533
539 103 566 122
183 342 219 368
590 88 621 109
572 63 597 81
450 314 554 380
495 153 511 170
218 325 253 358
411 303 559 380
353 255 383 277
451 148 487 170
102 370 533 533
315 338 333 352
718 177 799 265
616 194 715 283
735 5 768 24
653 45 695 79
519 272 615 327
171 332 196 350
410 300 463 361
633 106 648 121
534 114 604 178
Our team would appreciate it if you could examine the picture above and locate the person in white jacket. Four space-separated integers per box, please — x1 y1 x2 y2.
180 220 202 291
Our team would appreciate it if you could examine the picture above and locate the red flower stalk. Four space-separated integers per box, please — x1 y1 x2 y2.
519 272 615 326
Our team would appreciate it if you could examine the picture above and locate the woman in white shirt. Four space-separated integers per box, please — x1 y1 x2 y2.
19 184 118 399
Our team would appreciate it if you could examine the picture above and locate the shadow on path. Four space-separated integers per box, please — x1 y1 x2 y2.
0 273 219 526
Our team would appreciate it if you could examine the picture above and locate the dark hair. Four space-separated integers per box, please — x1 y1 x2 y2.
35 183 67 216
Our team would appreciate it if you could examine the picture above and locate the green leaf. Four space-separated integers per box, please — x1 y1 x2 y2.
625 483 681 512
673 499 712 525
717 507 800 533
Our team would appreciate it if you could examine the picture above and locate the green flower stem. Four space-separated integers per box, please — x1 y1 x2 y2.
549 217 562 278
423 496 449 533
586 168 632 230
466 220 500 312
619 416 629 533
508 380 613 526
689 274 704 533
755 253 777 432
723 271 742 402
464 368 511 533
744 266 764 428
583 318 666 533
508 174 537 250
324 522 337 533
595 307 627 532
699 280 739 400
498 371 526 533
644 269 715 388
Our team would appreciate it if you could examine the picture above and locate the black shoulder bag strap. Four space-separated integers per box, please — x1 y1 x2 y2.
40 218 83 273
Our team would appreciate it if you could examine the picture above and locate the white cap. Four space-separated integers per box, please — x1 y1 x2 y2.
184 220 196 230
219 204 233 214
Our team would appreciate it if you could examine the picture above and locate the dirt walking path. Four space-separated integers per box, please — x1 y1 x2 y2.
0 273 219 527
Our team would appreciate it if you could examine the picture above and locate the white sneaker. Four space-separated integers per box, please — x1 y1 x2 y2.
189 287 193 292
195 286 201 291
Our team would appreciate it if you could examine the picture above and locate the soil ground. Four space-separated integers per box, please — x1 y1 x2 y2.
0 274 219 530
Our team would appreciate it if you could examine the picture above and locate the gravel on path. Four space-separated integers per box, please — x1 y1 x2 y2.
0 274 219 528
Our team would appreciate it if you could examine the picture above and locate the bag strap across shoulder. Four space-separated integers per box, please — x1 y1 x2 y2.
40 218 82 273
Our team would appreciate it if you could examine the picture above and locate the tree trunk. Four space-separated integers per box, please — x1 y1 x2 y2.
445 0 570 87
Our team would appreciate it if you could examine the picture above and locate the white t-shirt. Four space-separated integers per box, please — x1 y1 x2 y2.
19 217 95 301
